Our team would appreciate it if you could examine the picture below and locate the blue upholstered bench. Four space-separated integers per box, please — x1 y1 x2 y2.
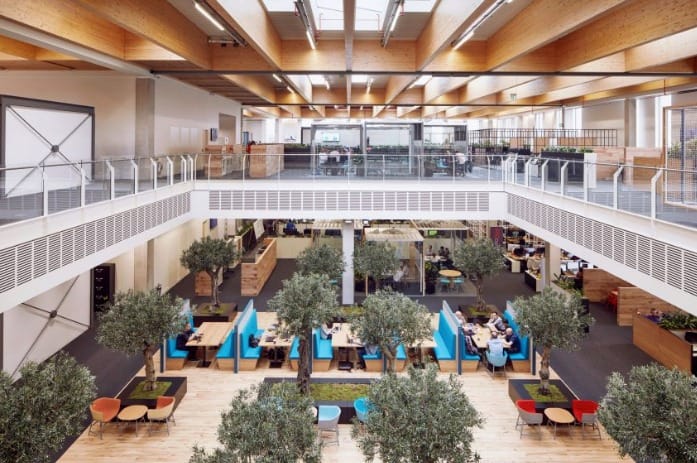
433 312 457 372
238 310 264 371
165 337 188 370
215 330 236 370
289 336 300 370
313 328 333 371
503 309 531 372
363 344 407 372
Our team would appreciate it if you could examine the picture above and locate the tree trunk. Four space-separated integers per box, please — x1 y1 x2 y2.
384 346 396 373
475 276 484 310
208 270 219 306
143 344 158 391
365 275 369 296
538 345 552 394
297 328 312 395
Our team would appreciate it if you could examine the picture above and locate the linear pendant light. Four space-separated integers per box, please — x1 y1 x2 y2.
194 2 224 31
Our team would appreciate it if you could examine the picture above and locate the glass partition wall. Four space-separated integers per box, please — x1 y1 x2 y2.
364 122 422 178
310 124 363 177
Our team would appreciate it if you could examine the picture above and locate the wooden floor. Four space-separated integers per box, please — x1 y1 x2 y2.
59 344 632 463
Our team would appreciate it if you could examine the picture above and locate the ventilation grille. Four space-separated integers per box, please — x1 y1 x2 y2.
208 190 490 212
507 194 697 298
0 192 190 295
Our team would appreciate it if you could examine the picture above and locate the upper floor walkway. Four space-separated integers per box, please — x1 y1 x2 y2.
1 153 696 314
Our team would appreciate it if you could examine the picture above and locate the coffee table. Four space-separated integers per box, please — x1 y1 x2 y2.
544 407 575 439
118 405 148 436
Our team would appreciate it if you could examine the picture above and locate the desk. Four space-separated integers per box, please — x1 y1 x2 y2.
524 270 543 292
117 405 148 436
186 322 234 367
504 254 526 273
258 328 294 367
331 323 363 368
544 407 575 439
470 325 492 351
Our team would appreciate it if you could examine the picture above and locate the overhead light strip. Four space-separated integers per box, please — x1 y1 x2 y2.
295 0 317 50
194 1 247 46
452 0 509 50
194 2 224 30
380 0 404 48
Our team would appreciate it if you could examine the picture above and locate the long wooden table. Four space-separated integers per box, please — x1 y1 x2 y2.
186 322 234 367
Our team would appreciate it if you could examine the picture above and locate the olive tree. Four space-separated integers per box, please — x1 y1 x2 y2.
351 289 431 372
267 273 338 395
513 287 593 394
352 365 483 463
0 353 96 463
453 237 505 310
97 289 184 391
353 241 399 295
296 243 344 280
180 237 238 306
190 382 321 463
599 364 697 463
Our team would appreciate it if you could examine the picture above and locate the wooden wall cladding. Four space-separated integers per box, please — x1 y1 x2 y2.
617 286 682 326
249 144 284 178
582 268 631 302
633 314 692 373
241 238 277 296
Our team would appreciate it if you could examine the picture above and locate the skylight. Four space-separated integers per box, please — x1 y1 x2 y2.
351 74 369 84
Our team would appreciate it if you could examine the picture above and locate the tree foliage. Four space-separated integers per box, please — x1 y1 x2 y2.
180 237 238 305
296 243 344 280
0 353 96 463
97 289 184 391
267 273 339 394
351 289 432 372
353 241 399 294
513 287 593 392
599 364 697 463
190 382 321 463
352 365 483 463
452 237 505 309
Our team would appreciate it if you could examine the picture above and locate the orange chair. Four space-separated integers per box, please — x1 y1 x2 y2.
514 400 543 438
89 397 121 439
607 290 618 312
147 396 177 435
572 399 601 438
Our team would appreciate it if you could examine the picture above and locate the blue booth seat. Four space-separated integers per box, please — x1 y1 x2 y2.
238 310 264 371
215 330 236 370
313 328 333 371
433 312 457 372
165 337 188 370
458 333 481 372
503 309 531 372
364 344 407 372
289 337 300 370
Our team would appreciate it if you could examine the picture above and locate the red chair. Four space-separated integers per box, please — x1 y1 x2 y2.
572 399 601 438
515 400 543 438
607 290 618 312
89 397 121 439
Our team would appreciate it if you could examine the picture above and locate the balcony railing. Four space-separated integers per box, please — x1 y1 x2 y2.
1 152 695 230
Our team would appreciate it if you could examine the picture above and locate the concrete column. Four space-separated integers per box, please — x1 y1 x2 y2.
135 78 155 157
625 98 637 147
134 239 155 291
544 242 562 290
341 221 355 305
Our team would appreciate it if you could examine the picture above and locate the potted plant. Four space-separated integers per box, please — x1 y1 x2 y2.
452 237 505 311
424 261 439 294
180 236 238 308
353 242 398 295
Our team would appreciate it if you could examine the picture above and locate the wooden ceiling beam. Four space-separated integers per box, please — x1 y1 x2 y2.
459 75 534 103
533 76 659 104
282 40 345 72
625 27 697 71
557 0 697 70
423 41 487 73
352 40 415 73
212 44 275 71
222 74 276 103
0 36 37 59
415 0 493 70
123 32 184 61
424 77 469 103
210 0 283 69
74 0 210 68
344 0 355 70
569 77 697 104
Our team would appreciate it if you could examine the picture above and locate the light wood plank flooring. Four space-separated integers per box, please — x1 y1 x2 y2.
60 315 632 463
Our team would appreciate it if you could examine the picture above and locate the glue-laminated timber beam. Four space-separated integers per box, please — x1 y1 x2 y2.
424 41 487 73
625 28 697 71
423 77 469 103
0 36 37 59
212 0 283 69
212 45 274 72
344 0 355 70
533 76 659 104
562 77 697 105
123 32 184 61
74 0 210 68
222 74 276 103
556 0 697 71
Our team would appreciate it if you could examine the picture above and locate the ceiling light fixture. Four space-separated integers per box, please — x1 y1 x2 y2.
325 79 330 90
193 1 247 46
305 29 316 50
381 0 404 48
409 74 432 88
452 0 509 50
287 85 295 94
295 0 317 50
272 73 282 82
366 77 374 94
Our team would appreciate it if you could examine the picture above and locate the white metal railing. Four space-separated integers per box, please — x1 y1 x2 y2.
1 152 696 230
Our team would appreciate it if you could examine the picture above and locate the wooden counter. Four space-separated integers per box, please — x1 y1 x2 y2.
633 314 694 374
241 238 277 296
249 144 284 178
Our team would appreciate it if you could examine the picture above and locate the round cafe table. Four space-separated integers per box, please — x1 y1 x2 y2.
118 405 148 436
439 269 462 278
544 407 575 439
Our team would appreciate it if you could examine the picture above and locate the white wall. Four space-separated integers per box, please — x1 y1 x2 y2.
152 218 205 293
243 119 266 143
107 249 136 293
636 96 656 148
0 71 136 160
279 119 301 142
154 77 242 154
583 100 625 146
3 272 90 377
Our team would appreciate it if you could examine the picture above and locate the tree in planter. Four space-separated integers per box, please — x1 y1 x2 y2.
453 237 505 311
97 289 184 391
180 236 238 307
351 289 431 372
513 287 593 394
0 353 96 463
296 243 344 280
190 382 321 463
267 273 338 395
599 364 697 463
352 365 483 463
353 241 399 295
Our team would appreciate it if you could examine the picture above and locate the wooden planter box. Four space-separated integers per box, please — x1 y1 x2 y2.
633 314 694 374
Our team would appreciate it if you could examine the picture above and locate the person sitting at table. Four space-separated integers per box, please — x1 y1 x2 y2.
454 310 465 325
487 331 505 356
645 308 664 323
284 220 297 236
176 322 197 360
503 327 521 354
320 322 333 340
426 245 434 257
463 325 480 356
438 246 446 257
486 312 506 333
392 263 404 289
357 343 379 370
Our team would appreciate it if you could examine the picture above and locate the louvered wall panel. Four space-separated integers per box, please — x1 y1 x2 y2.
0 193 191 295
507 194 697 299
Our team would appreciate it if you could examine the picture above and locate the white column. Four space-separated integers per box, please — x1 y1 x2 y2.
341 221 355 305
544 242 562 290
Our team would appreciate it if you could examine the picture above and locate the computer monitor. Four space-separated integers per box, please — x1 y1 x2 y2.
560 263 568 273
525 247 536 254
567 261 580 272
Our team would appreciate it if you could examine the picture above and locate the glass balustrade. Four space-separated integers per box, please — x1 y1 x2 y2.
1 152 696 231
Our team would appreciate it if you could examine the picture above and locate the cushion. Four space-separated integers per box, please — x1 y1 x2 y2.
289 337 300 360
509 335 529 361
433 331 454 360
313 329 333 360
216 331 235 359
239 310 263 359
167 338 188 359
